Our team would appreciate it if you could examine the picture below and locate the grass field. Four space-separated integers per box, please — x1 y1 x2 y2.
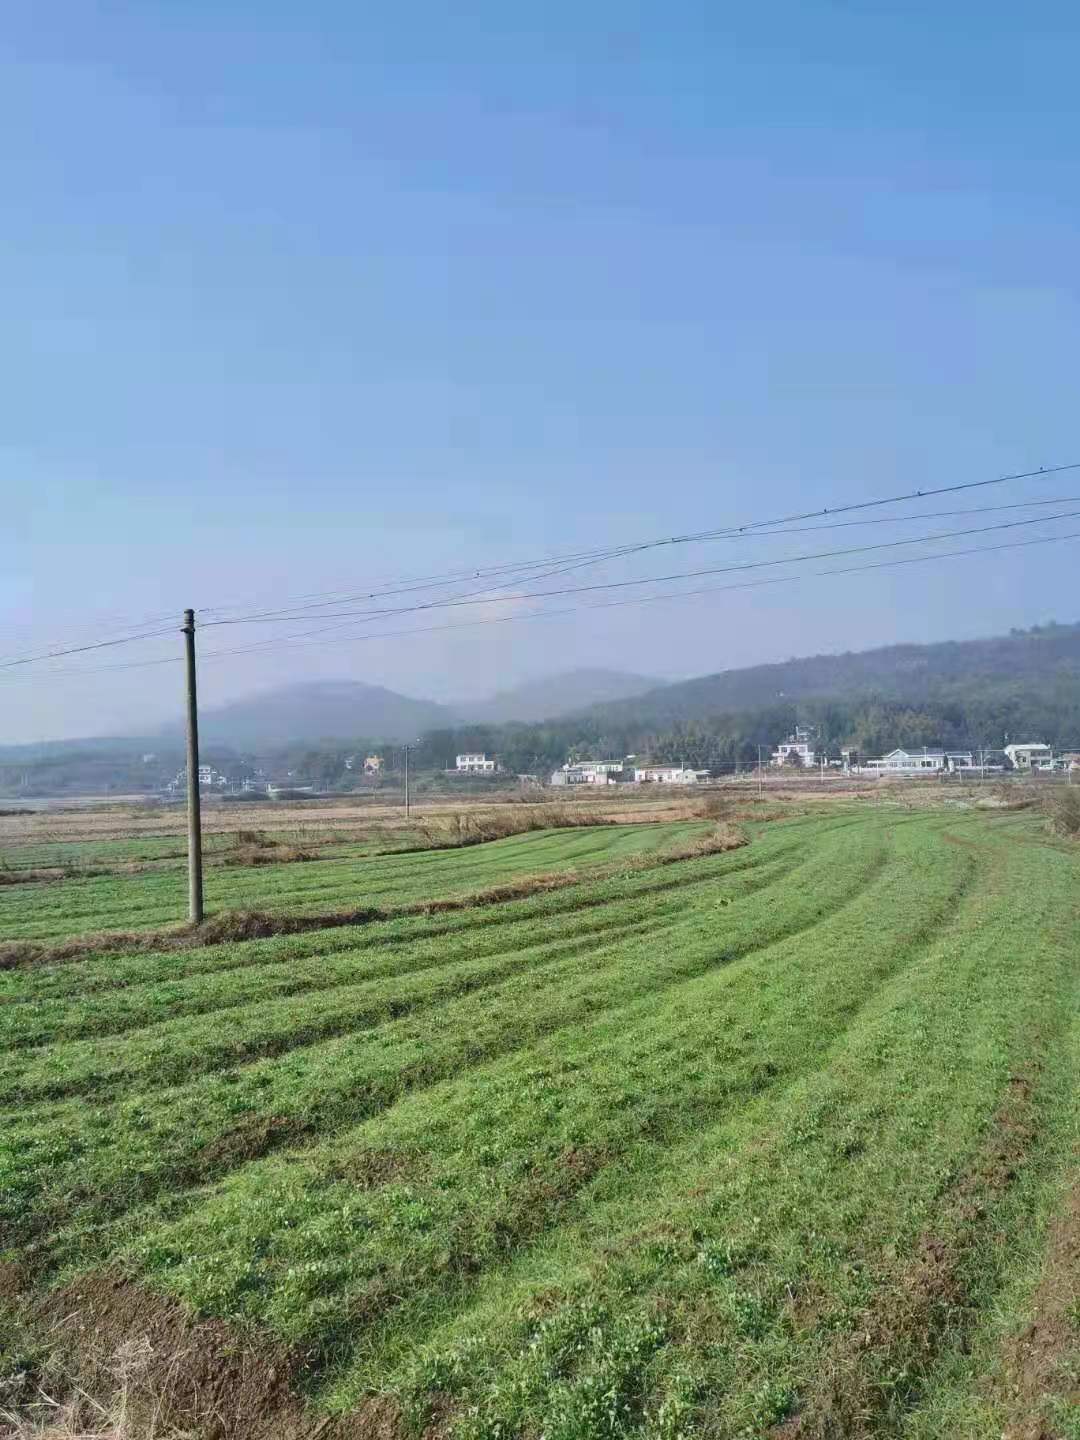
1 804 1078 1439
0 819 710 943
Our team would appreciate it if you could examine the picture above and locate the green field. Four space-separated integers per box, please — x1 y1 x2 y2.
1 807 1078 1439
0 820 707 942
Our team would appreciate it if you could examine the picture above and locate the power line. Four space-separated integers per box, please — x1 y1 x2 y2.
199 506 1080 629
188 523 1080 663
0 624 179 672
6 459 1079 674
6 457 1077 665
174 459 1080 627
14 521 1080 682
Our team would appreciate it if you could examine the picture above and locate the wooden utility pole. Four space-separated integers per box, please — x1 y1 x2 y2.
757 744 764 799
404 744 411 819
182 608 204 923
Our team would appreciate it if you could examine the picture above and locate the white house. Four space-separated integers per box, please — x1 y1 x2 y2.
771 726 816 768
550 766 587 786
945 751 977 773
456 752 496 773
1004 743 1053 771
633 764 700 784
168 765 228 792
554 759 623 785
864 749 947 776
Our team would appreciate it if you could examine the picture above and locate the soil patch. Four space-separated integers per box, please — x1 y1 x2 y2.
198 1114 314 1171
0 1257 29 1301
1001 1176 1080 1440
326 1148 414 1190
22 1270 400 1440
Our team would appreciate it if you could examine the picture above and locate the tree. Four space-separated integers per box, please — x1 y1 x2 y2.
783 747 804 768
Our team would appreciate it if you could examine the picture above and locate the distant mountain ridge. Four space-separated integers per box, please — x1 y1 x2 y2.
576 621 1080 731
8 623 1080 759
460 668 663 725
165 680 453 748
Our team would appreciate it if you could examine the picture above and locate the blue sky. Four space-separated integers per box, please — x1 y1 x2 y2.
3 1 1079 741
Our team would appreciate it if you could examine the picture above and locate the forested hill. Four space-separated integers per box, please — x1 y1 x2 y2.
426 622 1080 774
580 621 1080 731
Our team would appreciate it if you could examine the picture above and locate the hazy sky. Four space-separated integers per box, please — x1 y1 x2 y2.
4 1 1080 742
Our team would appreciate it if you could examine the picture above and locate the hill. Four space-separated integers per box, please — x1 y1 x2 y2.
416 621 1080 776
176 680 453 748
463 668 662 725
579 621 1080 731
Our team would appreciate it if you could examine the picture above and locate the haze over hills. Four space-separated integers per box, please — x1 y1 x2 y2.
460 668 663 726
5 623 1080 776
165 680 453 749
156 670 667 748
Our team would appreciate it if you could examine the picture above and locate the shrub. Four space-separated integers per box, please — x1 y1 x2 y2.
1046 785 1080 838
410 806 615 852
692 792 734 821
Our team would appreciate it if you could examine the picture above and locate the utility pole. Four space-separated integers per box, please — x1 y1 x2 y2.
181 608 204 924
403 744 411 819
757 744 764 799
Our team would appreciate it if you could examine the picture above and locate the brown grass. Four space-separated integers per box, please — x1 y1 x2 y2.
1044 785 1080 838
4 1272 383 1440
0 868 70 887
220 844 316 868
2 1338 168 1438
405 804 615 852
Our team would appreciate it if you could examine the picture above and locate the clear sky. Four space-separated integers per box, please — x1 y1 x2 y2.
4 1 1079 742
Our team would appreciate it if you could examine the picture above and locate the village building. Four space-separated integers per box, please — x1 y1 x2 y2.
167 765 229 792
1004 743 1054 771
551 759 623 785
771 725 816 768
456 752 497 773
863 749 948 775
945 751 977 772
550 766 587 786
632 764 702 784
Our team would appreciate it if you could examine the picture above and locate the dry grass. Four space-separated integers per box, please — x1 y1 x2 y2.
0 868 68 887
408 804 615 851
1 1339 168 1440
1045 784 1080 837
220 831 316 868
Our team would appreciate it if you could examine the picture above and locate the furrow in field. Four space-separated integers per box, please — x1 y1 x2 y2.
1 828 878 1249
336 831 1077 1433
118 823 972 1372
0 828 879 1106
0 850 792 1043
0 825 779 973
0 824 704 942
1 906 671 1053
